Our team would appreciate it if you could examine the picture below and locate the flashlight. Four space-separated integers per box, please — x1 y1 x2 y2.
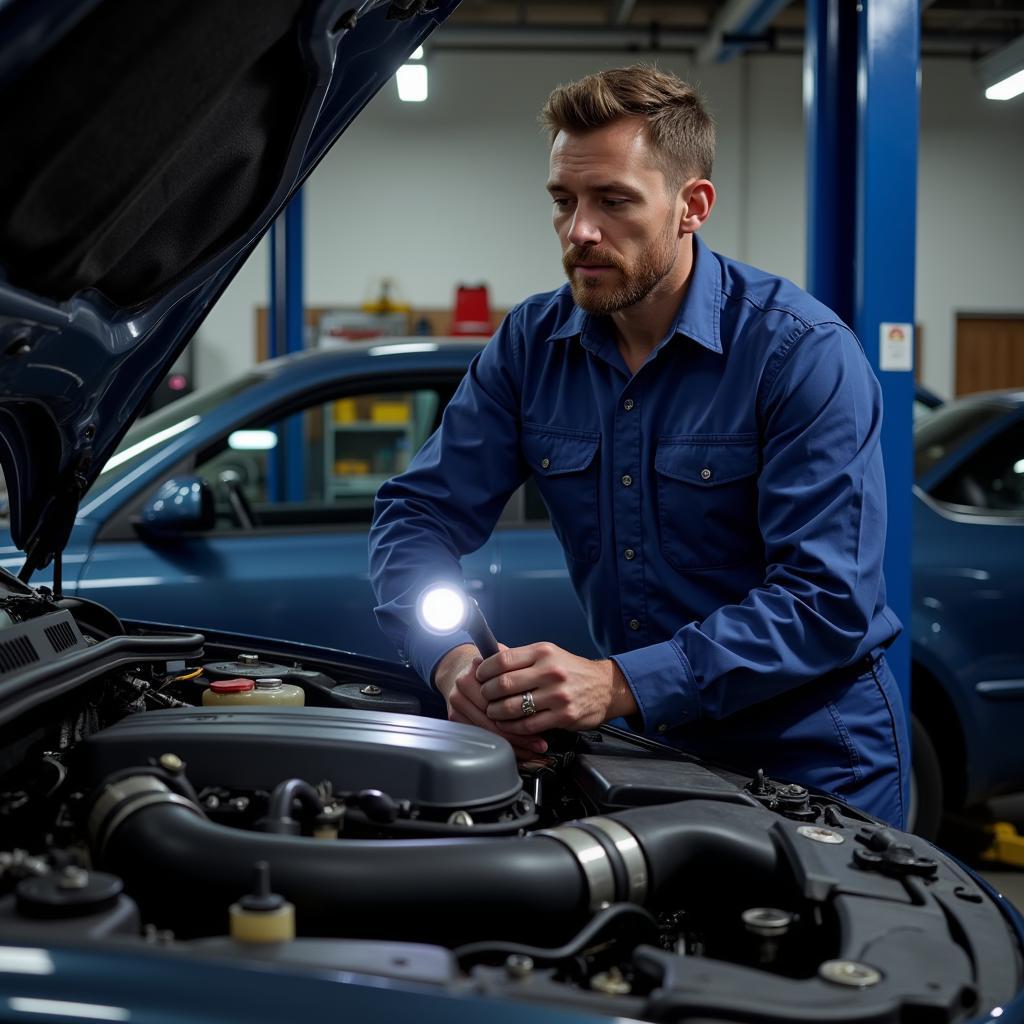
416 583 500 659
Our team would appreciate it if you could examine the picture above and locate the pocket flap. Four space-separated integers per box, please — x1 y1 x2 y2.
655 441 759 486
523 428 600 476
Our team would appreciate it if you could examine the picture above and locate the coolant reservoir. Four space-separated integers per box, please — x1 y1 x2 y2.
250 677 304 706
202 678 257 706
202 677 304 707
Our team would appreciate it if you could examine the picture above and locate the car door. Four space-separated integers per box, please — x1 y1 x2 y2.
915 412 1024 797
75 376 498 663
492 478 597 657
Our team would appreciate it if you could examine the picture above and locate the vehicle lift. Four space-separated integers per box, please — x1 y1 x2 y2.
981 822 1024 868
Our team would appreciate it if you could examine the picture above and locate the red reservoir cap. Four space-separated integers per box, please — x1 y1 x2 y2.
210 678 255 694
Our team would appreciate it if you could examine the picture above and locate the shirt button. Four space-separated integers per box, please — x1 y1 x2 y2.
700 467 712 480
541 458 551 469
657 723 668 734
629 618 641 631
624 548 636 560
623 399 635 411
621 474 632 487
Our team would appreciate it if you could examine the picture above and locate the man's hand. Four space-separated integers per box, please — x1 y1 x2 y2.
433 644 548 760
476 642 637 735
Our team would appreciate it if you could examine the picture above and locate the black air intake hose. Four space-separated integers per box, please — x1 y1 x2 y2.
89 775 781 944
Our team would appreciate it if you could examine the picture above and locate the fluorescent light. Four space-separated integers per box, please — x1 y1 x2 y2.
397 64 428 102
1014 458 1024 474
101 416 200 473
0 947 54 975
410 45 424 59
978 33 1024 100
228 429 278 451
987 69 1024 100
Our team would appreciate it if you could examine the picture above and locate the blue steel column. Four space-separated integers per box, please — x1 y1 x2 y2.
855 0 918 710
268 191 306 503
804 0 918 712
804 0 856 323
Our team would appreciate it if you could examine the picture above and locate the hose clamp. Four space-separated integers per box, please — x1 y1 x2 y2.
89 775 202 861
583 816 648 905
536 825 616 912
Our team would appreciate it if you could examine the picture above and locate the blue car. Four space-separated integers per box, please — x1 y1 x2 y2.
911 391 1024 835
0 339 597 664
3 346 1018 838
0 0 1022 1019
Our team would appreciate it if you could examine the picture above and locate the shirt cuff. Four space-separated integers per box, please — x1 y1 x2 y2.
408 628 476 692
612 640 700 739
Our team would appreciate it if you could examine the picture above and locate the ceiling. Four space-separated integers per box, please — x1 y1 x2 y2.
435 1 1024 59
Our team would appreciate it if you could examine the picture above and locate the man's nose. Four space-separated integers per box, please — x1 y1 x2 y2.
567 207 601 247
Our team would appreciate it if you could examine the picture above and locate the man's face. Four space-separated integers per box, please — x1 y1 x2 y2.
547 118 683 314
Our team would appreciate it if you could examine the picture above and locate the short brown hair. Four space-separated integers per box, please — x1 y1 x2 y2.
539 64 715 187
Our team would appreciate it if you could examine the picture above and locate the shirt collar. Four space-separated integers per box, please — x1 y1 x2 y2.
546 234 723 355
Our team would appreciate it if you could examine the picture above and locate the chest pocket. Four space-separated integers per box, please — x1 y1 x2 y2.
655 438 762 571
522 426 601 563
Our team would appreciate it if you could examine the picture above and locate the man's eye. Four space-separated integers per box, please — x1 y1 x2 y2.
603 198 628 208
551 197 573 209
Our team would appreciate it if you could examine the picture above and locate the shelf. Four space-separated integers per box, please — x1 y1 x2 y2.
327 474 390 495
332 422 410 432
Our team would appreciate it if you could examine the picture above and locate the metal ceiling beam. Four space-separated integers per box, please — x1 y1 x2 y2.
695 0 794 63
430 20 1008 55
432 23 708 49
610 0 638 25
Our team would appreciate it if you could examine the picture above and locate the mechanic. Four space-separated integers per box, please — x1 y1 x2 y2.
369 65 909 827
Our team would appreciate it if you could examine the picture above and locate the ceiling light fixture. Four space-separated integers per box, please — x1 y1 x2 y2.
978 34 1024 101
397 63 428 102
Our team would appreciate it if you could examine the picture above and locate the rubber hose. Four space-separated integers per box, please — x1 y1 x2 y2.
263 779 323 834
99 801 589 944
96 785 780 945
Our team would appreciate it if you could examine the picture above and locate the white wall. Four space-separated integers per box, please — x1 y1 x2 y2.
191 49 1024 400
918 59 1024 396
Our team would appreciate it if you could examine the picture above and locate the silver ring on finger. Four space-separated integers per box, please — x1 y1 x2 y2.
521 690 538 716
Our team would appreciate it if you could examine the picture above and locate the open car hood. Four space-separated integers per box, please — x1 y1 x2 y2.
0 0 457 574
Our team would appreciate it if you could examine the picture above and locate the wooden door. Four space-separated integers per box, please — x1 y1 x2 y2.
956 316 1024 397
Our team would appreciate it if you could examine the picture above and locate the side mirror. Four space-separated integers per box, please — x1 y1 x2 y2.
135 476 215 539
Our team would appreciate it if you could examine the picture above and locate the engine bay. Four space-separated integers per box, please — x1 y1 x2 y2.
0 589 1019 1024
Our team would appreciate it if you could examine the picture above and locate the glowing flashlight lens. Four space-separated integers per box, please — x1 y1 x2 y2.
418 586 467 634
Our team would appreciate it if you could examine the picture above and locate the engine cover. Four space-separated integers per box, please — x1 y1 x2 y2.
80 706 521 812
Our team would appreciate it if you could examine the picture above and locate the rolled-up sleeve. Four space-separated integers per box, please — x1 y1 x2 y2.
613 321 894 736
369 314 527 684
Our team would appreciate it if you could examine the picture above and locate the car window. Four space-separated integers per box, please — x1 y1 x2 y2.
86 372 262 497
914 400 1011 478
929 418 1024 514
195 387 445 530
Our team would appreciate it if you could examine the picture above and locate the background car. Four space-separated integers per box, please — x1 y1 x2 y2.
2 341 1019 838
0 339 598 664
911 390 1024 836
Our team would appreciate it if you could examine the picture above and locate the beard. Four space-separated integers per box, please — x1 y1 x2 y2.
562 219 678 314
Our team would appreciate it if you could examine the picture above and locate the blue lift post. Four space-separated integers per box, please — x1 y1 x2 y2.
805 0 919 721
268 190 306 503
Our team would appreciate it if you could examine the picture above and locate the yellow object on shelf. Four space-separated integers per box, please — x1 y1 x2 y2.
361 276 410 314
370 401 410 423
333 398 357 423
334 459 371 476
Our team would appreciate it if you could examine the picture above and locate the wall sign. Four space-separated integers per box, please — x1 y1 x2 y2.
879 322 914 372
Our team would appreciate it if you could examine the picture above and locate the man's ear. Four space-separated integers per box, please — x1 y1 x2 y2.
679 179 715 235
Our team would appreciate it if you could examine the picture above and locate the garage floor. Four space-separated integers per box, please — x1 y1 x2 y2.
952 795 1024 910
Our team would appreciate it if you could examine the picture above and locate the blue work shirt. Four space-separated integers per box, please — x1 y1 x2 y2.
369 235 909 826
